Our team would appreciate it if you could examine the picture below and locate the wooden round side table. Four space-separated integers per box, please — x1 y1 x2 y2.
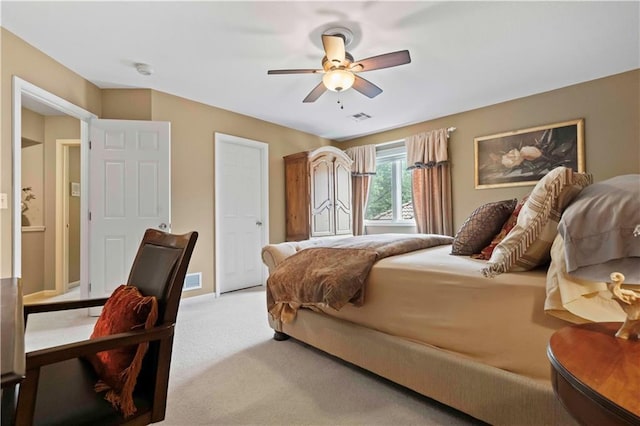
547 322 640 426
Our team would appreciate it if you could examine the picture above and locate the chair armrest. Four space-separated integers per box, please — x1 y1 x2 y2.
25 297 110 315
25 323 174 369
24 298 109 325
17 324 174 426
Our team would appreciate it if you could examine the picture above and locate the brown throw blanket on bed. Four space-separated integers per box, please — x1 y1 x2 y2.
267 234 453 323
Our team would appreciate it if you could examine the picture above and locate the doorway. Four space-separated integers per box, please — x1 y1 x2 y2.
20 109 81 299
56 140 81 295
12 77 96 300
214 133 269 296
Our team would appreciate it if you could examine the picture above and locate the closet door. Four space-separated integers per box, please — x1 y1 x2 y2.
309 154 334 237
333 157 352 235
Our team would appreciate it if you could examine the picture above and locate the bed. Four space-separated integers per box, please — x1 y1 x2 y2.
262 239 575 425
261 170 638 425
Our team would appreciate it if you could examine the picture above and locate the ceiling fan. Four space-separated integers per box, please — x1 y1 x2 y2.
267 29 411 103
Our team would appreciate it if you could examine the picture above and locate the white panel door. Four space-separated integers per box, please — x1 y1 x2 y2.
215 134 268 294
89 119 170 298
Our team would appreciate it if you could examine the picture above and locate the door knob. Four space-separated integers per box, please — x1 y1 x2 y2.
256 221 263 226
159 223 167 230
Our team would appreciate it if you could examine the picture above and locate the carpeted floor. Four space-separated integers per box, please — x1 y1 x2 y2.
25 286 483 425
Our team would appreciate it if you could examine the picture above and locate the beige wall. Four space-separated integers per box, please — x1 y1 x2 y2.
68 146 81 283
21 144 44 227
21 108 45 227
21 107 44 143
149 90 330 296
338 70 640 232
19 111 80 295
20 108 46 295
102 89 152 120
42 117 80 290
21 230 45 295
1 28 102 277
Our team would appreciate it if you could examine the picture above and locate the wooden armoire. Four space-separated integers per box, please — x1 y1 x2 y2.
284 146 353 241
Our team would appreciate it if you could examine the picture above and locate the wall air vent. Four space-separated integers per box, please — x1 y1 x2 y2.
183 272 202 291
350 112 372 122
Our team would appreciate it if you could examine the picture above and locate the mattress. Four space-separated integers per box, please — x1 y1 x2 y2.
316 244 568 382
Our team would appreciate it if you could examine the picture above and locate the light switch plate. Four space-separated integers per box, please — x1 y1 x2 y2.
0 193 7 209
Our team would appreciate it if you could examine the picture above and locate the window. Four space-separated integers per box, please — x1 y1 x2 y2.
365 142 413 224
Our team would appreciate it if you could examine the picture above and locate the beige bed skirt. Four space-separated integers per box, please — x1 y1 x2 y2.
270 309 576 426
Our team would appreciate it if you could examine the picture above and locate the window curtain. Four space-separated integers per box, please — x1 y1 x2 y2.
405 128 453 236
345 145 376 236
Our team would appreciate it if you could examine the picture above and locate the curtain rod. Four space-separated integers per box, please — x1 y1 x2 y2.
378 127 456 146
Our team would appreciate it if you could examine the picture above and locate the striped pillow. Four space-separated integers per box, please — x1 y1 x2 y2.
482 167 592 277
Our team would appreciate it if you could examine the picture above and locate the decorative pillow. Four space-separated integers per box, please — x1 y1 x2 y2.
482 167 592 277
86 284 158 418
451 199 517 255
472 195 529 260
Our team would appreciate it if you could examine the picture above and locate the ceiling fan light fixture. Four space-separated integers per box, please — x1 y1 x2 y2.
322 69 355 92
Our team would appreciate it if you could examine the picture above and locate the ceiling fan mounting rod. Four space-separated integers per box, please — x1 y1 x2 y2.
323 27 354 47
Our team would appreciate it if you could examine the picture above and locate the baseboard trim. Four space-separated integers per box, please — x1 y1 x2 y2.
23 290 59 303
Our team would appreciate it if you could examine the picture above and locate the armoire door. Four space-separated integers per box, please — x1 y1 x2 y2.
333 157 353 235
309 155 334 237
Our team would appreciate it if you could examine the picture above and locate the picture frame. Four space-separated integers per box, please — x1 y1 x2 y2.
474 118 585 189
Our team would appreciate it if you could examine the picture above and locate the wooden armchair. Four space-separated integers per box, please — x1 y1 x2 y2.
15 229 198 426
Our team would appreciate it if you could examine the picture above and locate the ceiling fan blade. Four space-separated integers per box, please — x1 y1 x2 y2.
322 35 346 66
352 75 383 98
303 82 327 103
351 50 411 72
268 69 322 75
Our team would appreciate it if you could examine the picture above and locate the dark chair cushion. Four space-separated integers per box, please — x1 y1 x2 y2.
128 245 181 303
33 358 151 426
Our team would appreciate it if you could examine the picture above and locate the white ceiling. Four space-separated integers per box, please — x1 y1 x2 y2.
2 1 638 141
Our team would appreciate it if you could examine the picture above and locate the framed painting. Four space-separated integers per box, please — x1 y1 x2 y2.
474 118 585 189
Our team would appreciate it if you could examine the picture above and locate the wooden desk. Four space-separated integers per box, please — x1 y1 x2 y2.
1 277 25 426
548 322 640 426
1 278 25 388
